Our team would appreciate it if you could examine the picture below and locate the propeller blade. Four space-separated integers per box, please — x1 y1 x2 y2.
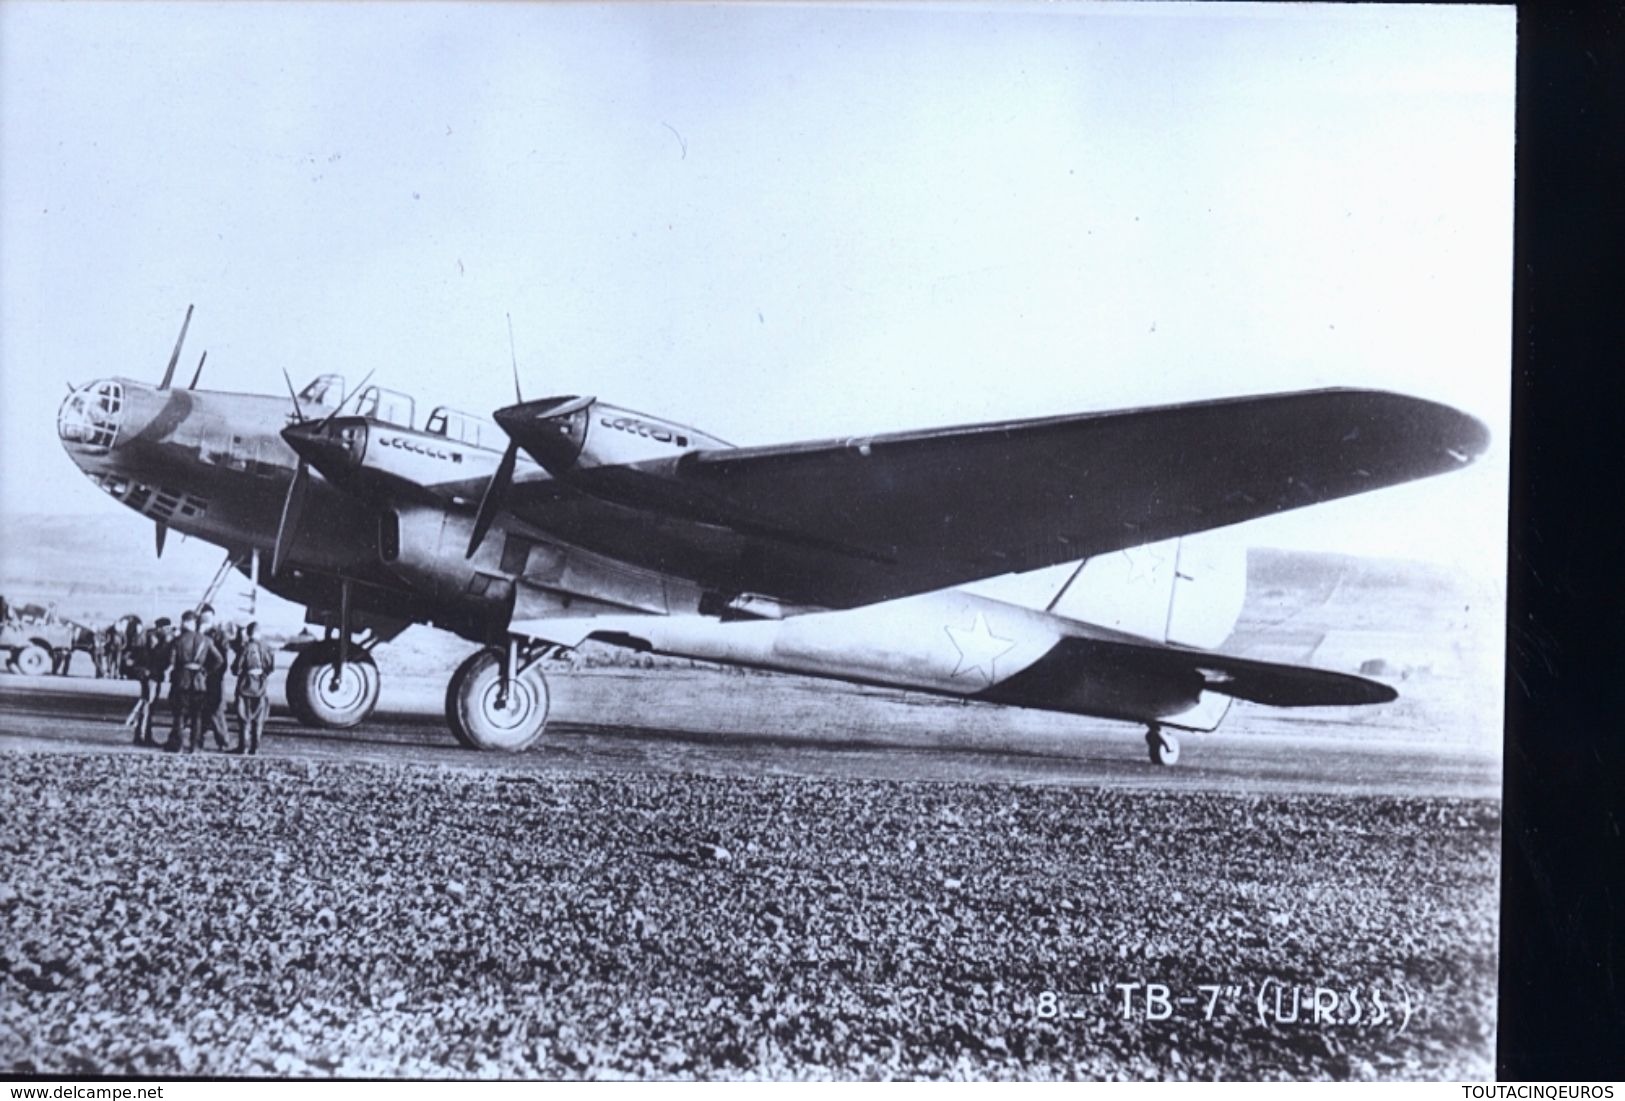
272 461 309 576
154 521 168 558
281 369 307 423
319 368 374 430
507 313 524 403
188 350 208 390
158 304 194 391
466 440 518 558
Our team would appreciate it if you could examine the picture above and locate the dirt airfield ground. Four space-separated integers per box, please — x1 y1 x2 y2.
0 542 1504 1079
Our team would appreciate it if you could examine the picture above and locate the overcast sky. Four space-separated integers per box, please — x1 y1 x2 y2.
0 1 1513 582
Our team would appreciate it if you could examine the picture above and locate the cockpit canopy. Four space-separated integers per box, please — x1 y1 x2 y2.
294 375 499 449
296 373 345 409
424 407 496 450
296 374 414 430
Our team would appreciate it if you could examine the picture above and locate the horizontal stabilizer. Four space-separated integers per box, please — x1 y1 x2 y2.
981 633 1396 713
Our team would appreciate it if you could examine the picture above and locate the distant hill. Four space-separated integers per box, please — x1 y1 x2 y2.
0 512 303 630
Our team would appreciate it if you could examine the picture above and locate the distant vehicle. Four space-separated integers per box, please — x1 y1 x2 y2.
1 607 94 676
56 305 1489 763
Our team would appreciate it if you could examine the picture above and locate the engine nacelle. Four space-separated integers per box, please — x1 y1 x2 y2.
493 396 729 477
380 503 699 626
379 505 515 613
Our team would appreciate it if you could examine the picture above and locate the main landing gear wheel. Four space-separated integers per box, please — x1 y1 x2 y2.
1146 726 1181 767
286 641 380 729
447 648 549 752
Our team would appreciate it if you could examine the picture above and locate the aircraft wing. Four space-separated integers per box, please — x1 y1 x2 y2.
507 389 1488 609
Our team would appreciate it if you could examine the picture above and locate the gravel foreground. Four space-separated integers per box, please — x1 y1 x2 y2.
0 752 1498 1080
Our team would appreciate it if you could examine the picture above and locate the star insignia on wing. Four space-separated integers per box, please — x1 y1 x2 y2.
1123 545 1167 584
945 612 1016 685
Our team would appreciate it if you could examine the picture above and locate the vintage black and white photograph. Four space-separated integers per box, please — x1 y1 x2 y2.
0 1 1512 1081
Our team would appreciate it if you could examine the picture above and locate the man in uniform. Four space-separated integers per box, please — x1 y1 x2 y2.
168 611 222 754
89 626 107 678
232 622 276 755
197 605 232 752
124 617 170 746
103 621 124 680
120 616 143 680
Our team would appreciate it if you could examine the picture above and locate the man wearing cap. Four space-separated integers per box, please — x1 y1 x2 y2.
197 605 232 752
168 611 222 753
231 622 276 755
125 617 171 747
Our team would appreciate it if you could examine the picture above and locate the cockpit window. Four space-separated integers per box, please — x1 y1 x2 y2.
298 374 345 409
424 406 494 449
354 385 416 429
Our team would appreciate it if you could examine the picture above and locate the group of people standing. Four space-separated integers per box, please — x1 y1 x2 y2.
87 618 142 679
124 604 278 755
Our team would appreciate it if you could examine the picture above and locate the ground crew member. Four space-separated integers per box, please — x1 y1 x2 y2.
167 615 186 744
232 622 275 755
89 628 107 678
197 605 232 752
124 617 171 746
103 622 124 679
121 616 144 680
168 611 222 753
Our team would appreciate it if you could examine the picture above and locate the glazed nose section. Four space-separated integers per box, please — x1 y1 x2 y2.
58 379 129 454
281 417 367 480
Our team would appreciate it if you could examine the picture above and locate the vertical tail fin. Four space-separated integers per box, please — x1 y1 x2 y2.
970 536 1248 649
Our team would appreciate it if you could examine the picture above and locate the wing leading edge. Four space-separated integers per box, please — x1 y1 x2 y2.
499 388 1489 609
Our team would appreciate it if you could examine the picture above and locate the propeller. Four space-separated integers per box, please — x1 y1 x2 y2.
158 304 194 391
187 350 208 390
281 369 307 422
270 368 376 575
155 521 168 558
318 368 373 430
466 320 531 559
272 369 314 575
271 462 309 577
466 439 519 558
507 313 524 403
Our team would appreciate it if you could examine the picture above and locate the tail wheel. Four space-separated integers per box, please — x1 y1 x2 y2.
14 645 51 677
1146 726 1181 767
285 642 380 729
447 648 548 752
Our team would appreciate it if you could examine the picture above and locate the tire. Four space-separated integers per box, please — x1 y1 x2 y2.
15 644 50 677
1146 727 1181 767
444 651 483 749
447 648 548 752
285 642 380 729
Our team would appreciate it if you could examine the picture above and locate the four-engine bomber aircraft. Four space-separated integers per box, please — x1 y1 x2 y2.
56 307 1488 764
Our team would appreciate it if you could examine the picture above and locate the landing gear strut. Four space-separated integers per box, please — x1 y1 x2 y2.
445 642 554 751
285 579 384 730
1145 725 1181 767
